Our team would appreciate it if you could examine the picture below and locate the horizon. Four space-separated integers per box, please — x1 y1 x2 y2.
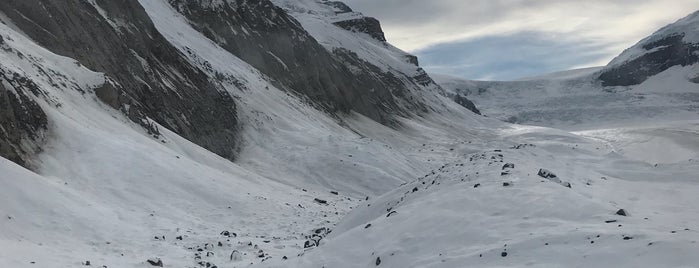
344 0 699 80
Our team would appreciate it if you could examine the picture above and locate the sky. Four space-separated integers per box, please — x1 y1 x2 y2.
343 0 699 80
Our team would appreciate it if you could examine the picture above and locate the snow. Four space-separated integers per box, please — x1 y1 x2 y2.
433 63 699 131
608 11 699 67
277 122 699 267
1 1 698 267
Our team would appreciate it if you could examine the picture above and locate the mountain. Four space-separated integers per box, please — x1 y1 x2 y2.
435 11 699 130
1 1 698 268
600 11 699 86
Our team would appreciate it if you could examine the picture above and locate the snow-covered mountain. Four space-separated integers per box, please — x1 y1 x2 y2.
435 11 699 131
1 1 698 268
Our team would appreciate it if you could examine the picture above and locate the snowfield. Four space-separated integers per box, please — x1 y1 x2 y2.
0 1 698 268
433 63 699 131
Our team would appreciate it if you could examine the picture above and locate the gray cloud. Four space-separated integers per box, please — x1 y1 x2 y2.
343 0 699 79
416 32 609 80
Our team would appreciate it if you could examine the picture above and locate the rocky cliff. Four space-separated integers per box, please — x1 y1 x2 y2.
600 11 699 86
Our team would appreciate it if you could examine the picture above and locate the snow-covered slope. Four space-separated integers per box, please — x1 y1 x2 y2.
0 0 485 267
1 1 698 268
600 11 699 87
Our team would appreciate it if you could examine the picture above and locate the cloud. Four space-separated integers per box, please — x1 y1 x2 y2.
345 0 699 53
416 32 610 80
343 0 699 79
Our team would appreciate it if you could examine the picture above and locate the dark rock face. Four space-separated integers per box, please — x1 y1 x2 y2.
167 0 420 125
322 1 353 14
334 17 387 42
0 0 240 160
453 94 481 115
405 55 419 66
0 73 48 168
600 34 699 86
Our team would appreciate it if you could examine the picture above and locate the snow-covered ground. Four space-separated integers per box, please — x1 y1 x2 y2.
433 63 699 131
276 121 699 267
1 1 698 268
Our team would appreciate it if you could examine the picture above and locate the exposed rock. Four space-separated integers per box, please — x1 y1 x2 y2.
334 17 386 42
147 258 163 267
538 169 557 179
600 33 699 86
0 0 240 161
616 209 628 216
502 163 515 170
405 55 419 66
375 256 381 266
168 0 423 126
538 169 572 188
314 198 328 204
0 74 47 168
322 1 353 14
453 93 481 115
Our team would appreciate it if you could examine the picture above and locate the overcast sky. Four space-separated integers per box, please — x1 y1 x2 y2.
343 0 699 80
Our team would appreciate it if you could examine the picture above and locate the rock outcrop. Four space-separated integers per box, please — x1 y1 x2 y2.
0 0 240 160
600 11 699 86
333 17 387 42
600 33 699 86
168 0 418 125
0 74 47 168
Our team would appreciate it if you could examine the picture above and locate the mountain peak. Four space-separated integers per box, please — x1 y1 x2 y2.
600 10 699 86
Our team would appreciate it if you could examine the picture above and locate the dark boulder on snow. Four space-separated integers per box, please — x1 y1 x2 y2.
375 256 381 265
502 163 515 170
220 231 236 237
616 209 628 216
538 169 571 188
314 198 328 205
538 169 557 179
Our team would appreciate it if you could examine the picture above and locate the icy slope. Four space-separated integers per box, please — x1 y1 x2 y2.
279 122 699 268
434 68 699 130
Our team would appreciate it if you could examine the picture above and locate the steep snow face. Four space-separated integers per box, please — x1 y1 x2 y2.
270 0 480 115
601 11 699 86
167 0 418 125
278 122 699 268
